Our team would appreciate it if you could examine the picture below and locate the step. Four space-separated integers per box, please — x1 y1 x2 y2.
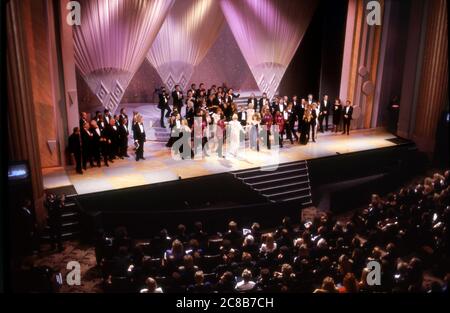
236 168 308 181
265 187 311 199
251 178 310 191
233 161 307 175
246 174 310 187
61 221 79 228
279 194 312 203
256 181 310 193
243 172 309 185
61 212 78 218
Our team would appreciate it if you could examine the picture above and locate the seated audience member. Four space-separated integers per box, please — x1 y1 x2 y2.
235 269 256 292
223 221 244 248
164 240 185 273
140 277 163 293
187 271 212 293
260 233 277 255
242 235 259 257
338 273 359 293
215 271 236 293
313 276 338 293
178 255 199 286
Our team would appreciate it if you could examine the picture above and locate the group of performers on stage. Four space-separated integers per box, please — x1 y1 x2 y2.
159 82 354 157
68 82 354 174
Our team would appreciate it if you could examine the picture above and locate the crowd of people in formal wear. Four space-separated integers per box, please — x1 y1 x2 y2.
92 169 449 293
68 82 355 174
160 83 355 156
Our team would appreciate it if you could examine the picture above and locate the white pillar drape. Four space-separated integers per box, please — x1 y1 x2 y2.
147 0 225 91
73 0 174 112
220 0 318 98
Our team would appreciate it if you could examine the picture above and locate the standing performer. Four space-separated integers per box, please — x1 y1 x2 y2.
172 85 184 114
284 103 298 144
118 118 130 158
227 114 244 158
300 109 312 145
68 127 83 174
261 107 273 150
158 86 171 128
81 122 94 170
274 111 285 148
342 100 354 135
249 113 261 151
133 114 146 161
319 95 330 132
332 99 343 133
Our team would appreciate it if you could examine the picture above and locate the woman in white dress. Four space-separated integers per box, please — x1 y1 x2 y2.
227 114 244 157
312 102 320 141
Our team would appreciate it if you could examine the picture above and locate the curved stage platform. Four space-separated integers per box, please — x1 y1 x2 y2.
44 128 400 195
41 128 425 239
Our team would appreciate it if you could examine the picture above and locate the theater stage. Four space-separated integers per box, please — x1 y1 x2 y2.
42 128 400 195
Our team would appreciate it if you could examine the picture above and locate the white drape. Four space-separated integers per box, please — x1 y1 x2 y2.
73 0 174 112
220 0 318 98
147 0 225 91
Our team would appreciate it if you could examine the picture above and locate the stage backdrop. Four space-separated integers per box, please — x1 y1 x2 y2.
74 0 174 113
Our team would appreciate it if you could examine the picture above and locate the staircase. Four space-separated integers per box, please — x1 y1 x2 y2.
41 186 81 242
231 160 313 206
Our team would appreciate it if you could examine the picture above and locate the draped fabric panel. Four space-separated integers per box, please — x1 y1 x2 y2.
73 0 174 112
147 0 225 91
220 0 318 98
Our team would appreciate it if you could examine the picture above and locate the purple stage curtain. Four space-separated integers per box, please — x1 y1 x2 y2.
147 0 225 91
220 0 318 98
73 0 174 112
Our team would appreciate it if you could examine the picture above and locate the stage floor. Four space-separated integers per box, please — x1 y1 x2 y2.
43 128 398 195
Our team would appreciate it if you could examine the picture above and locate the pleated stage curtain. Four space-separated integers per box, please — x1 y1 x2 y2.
73 0 174 112
147 0 225 91
220 0 318 98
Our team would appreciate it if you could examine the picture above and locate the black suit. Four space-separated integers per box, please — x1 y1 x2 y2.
90 128 101 167
172 90 184 114
318 100 331 131
119 113 129 127
285 110 298 143
103 125 119 160
258 97 269 112
133 122 146 161
238 111 248 126
118 123 129 157
81 128 94 169
294 103 306 134
158 92 171 127
68 132 82 173
342 106 353 135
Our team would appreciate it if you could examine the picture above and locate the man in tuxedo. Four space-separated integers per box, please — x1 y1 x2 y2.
225 88 240 104
81 122 94 170
158 87 171 128
189 83 197 99
342 100 353 135
172 85 184 114
119 108 129 128
118 118 130 158
247 93 257 110
68 127 83 174
295 98 306 136
103 119 120 160
258 92 270 112
79 112 88 129
319 95 331 132
133 114 146 161
284 103 298 144
104 109 113 125
238 107 248 127
90 120 106 167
